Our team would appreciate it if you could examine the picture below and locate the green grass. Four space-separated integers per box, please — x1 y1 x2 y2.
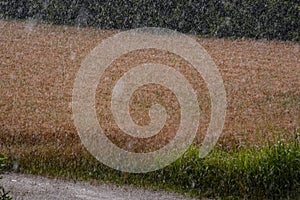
3 138 300 199
0 153 12 200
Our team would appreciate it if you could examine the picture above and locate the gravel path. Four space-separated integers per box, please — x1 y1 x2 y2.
0 173 199 200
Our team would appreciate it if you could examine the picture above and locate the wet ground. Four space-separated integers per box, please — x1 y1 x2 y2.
0 173 199 200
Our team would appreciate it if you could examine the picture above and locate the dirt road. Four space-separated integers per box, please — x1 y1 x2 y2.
0 173 198 200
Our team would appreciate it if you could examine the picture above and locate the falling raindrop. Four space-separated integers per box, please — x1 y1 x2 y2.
24 18 37 34
13 160 19 172
0 20 6 29
70 51 76 61
76 7 89 28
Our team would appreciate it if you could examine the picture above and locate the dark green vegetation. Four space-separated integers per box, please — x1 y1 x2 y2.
0 154 11 200
3 139 300 199
0 0 299 41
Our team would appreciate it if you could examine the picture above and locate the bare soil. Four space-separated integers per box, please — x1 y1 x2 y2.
0 20 299 154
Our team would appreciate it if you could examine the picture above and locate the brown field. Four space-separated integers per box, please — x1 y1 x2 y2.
0 20 299 155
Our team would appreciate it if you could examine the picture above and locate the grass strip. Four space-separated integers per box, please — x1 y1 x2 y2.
2 141 300 199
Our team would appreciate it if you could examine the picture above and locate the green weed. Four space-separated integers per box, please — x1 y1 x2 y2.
3 140 300 199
